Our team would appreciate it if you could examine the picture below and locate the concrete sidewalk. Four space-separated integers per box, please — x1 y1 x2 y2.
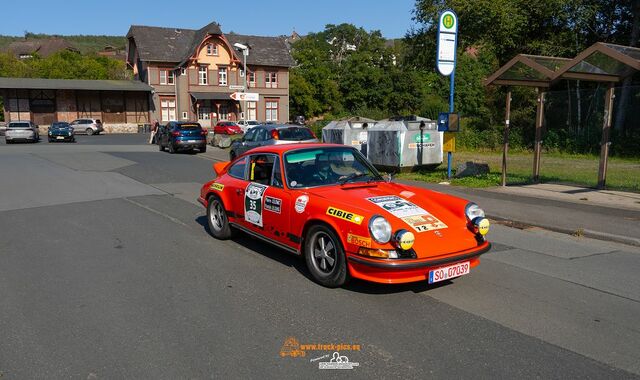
402 180 640 247
199 146 640 247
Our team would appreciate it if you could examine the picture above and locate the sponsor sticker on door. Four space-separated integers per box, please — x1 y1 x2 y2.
244 183 268 226
265 196 282 214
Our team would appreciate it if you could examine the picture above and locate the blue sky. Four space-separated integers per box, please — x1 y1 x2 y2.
1 0 417 38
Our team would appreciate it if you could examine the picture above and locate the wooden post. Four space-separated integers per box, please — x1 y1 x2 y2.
597 84 615 189
501 90 512 187
532 88 545 182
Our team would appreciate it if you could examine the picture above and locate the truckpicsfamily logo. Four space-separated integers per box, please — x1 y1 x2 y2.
280 336 362 369
326 207 364 225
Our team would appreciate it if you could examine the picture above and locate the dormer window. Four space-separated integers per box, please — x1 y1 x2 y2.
206 43 219 56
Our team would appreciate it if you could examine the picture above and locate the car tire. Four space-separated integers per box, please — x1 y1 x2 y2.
304 224 349 288
200 146 207 153
168 142 175 154
86 128 94 136
48 138 53 143
159 141 165 151
207 195 234 239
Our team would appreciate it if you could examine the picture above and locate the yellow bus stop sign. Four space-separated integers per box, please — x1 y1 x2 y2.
443 132 456 152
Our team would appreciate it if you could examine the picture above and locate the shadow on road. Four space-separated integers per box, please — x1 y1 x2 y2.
195 215 455 295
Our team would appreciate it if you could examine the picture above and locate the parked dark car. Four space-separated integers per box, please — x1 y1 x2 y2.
48 122 75 142
4 121 39 143
158 121 208 154
214 121 243 135
229 124 318 160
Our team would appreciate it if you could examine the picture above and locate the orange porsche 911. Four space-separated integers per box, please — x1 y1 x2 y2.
198 144 491 288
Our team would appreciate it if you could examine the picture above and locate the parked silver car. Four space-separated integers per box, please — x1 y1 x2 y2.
69 118 103 135
229 124 318 159
5 121 39 143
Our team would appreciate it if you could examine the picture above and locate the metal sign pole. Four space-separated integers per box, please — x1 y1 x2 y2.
436 9 458 180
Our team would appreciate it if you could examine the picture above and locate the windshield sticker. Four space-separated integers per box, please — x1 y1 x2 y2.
265 196 282 214
401 214 447 232
295 195 309 213
327 207 364 225
245 183 268 226
210 183 224 191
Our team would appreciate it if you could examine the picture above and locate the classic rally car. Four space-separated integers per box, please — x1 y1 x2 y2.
198 144 491 287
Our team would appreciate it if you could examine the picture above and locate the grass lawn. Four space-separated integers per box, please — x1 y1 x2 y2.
397 150 640 192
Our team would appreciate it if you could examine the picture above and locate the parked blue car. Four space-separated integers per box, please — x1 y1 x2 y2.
158 121 207 154
48 122 75 143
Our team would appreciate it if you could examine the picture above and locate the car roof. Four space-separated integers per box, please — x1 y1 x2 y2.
243 143 346 155
255 123 310 131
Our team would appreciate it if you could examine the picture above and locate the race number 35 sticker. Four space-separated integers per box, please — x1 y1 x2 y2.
245 183 268 227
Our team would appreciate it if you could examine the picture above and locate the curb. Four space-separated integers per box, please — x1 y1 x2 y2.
488 214 640 248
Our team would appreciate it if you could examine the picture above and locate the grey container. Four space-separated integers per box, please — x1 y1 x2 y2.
367 117 442 172
321 117 376 156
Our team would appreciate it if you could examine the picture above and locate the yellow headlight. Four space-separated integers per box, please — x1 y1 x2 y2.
476 218 490 236
393 229 415 251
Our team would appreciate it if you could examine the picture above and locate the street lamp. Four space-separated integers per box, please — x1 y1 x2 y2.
233 43 249 121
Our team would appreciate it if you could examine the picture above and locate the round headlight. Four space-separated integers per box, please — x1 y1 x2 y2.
465 203 485 221
394 229 415 250
369 215 392 244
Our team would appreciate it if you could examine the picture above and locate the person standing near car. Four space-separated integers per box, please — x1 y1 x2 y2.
149 120 159 144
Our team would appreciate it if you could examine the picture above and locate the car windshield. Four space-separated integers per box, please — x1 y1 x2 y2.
284 147 382 188
52 123 69 128
9 122 30 129
277 127 314 141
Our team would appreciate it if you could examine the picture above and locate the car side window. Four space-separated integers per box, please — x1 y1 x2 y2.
271 156 283 188
256 128 268 142
244 128 257 142
249 154 276 186
228 157 248 180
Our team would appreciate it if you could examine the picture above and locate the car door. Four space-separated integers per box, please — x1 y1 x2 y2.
260 155 293 247
224 156 250 223
236 127 259 156
240 153 291 246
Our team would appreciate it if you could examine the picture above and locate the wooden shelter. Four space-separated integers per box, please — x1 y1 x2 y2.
485 42 640 188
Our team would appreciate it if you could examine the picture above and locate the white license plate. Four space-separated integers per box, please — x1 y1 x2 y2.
56 136 64 140
187 139 197 143
428 261 470 284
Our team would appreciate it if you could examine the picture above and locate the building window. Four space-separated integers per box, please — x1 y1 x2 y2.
180 68 186 76
239 68 245 78
198 107 211 120
265 72 278 88
219 104 229 120
199 66 208 85
218 67 227 86
159 70 174 85
182 111 188 119
161 98 176 122
247 101 257 121
265 100 278 122
248 71 255 87
206 43 219 56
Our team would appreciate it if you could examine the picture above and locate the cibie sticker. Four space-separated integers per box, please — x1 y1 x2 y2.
326 207 364 225
210 183 224 191
295 195 309 213
347 233 371 248
244 183 268 227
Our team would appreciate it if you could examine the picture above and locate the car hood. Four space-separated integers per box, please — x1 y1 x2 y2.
305 181 479 257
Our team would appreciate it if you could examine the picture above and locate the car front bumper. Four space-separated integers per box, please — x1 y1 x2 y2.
346 242 491 284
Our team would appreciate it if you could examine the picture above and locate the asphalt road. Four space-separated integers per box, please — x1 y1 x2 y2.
1 134 639 378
